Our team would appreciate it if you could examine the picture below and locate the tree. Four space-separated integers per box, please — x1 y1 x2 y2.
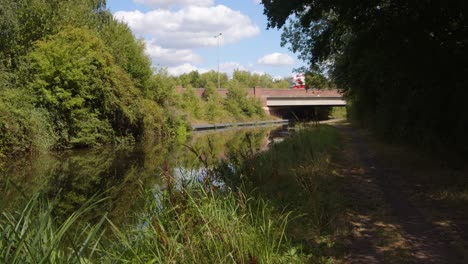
100 18 153 92
178 71 205 88
262 0 468 155
146 68 177 106
232 69 276 88
180 86 204 120
200 70 228 89
305 71 335 90
225 84 264 119
28 27 141 147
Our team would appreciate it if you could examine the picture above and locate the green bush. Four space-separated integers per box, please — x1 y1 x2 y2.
224 85 265 119
27 27 152 148
0 89 54 158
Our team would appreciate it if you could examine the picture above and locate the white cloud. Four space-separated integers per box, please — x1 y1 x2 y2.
145 40 201 66
167 63 208 76
220 62 247 75
114 5 260 49
251 70 266 76
257 52 294 66
272 75 287 81
134 0 213 8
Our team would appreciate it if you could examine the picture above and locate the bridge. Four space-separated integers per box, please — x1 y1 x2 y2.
176 87 346 118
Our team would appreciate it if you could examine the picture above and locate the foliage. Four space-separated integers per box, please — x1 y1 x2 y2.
271 78 291 89
27 27 140 147
202 85 226 122
146 68 178 106
0 195 106 264
99 18 153 91
172 72 269 123
0 184 308 263
1 124 344 263
201 70 227 89
262 0 468 156
224 85 265 119
177 69 291 90
180 86 204 120
102 185 306 263
0 0 180 157
329 106 347 119
305 71 335 90
0 89 54 158
232 69 292 89
0 0 107 70
221 125 344 260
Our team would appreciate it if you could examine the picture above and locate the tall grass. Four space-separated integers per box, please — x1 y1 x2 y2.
1 186 308 263
0 195 106 263
225 125 344 258
101 185 307 263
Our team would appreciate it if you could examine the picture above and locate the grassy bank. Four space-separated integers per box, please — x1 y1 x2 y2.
0 187 306 263
1 125 345 263
221 125 345 261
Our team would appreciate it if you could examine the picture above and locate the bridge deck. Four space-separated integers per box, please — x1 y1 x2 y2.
267 96 346 106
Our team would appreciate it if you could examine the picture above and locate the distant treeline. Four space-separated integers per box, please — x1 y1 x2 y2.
156 69 268 124
0 0 274 159
262 0 468 157
174 69 291 90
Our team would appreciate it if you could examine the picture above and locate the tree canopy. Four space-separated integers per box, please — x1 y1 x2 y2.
262 0 468 156
0 0 173 156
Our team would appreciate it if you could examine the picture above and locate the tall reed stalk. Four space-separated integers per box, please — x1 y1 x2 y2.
0 195 106 263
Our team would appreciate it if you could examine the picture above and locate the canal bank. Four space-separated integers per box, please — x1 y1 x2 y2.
191 119 289 131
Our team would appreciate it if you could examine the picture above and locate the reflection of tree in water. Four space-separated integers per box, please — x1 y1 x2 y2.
0 154 59 209
0 139 175 226
177 128 269 171
45 142 174 225
0 126 282 227
171 128 270 191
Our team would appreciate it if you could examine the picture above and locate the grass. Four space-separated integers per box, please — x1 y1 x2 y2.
101 186 307 263
219 125 346 261
329 107 347 120
1 186 308 263
0 194 107 264
1 125 345 263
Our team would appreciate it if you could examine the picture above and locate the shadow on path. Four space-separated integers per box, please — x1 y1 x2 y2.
335 123 463 264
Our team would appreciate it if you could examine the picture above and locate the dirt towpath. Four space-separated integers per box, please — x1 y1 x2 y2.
333 123 466 264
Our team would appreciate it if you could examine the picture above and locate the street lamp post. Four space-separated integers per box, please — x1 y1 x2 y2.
214 33 222 89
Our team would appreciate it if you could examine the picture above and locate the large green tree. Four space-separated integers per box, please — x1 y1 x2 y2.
262 0 468 155
27 27 163 147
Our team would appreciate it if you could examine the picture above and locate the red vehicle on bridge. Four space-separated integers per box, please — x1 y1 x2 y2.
290 73 305 89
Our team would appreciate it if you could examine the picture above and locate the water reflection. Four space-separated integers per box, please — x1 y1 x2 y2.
0 124 290 227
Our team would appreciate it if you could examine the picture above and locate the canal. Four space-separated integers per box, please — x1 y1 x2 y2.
0 124 292 227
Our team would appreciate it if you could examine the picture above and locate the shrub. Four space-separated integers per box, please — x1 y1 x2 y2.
0 88 54 158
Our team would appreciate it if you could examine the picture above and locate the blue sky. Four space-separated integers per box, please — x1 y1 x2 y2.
107 0 304 78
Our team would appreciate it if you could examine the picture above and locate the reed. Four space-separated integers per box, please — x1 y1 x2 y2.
98 184 308 263
1 186 308 263
0 194 106 263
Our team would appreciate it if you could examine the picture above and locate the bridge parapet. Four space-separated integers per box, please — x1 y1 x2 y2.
176 87 342 101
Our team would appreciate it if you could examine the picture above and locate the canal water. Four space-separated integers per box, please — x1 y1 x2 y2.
0 124 292 227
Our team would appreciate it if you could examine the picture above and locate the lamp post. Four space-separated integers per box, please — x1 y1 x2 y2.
214 32 222 89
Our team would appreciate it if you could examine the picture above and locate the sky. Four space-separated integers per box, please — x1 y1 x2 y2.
106 0 305 78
